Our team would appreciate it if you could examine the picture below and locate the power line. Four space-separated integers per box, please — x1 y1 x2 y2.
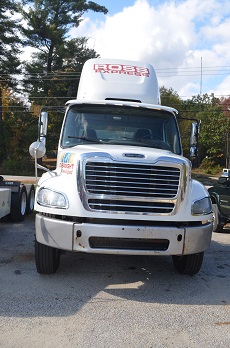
2 104 230 112
1 65 230 78
2 94 230 101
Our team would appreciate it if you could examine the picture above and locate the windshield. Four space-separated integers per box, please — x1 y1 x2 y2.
61 104 181 154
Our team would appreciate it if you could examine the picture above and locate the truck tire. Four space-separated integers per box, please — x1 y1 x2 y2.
172 251 204 275
35 239 60 274
10 186 27 222
212 204 224 232
26 185 35 214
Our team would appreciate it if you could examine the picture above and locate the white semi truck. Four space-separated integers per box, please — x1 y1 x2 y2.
29 59 213 275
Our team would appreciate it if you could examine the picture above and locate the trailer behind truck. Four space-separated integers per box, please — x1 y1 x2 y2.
0 176 35 222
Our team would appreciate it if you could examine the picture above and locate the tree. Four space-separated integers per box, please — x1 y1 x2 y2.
20 0 108 97
0 0 22 74
19 1 108 155
160 86 182 110
22 37 101 153
181 94 230 166
0 0 22 162
160 88 230 165
0 90 37 174
220 97 230 166
23 37 100 105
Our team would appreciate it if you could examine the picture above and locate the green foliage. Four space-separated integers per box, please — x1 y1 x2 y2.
0 96 38 173
0 155 35 175
19 0 108 80
181 93 230 163
22 37 100 153
199 108 227 158
20 0 108 47
160 86 182 110
0 0 23 161
159 90 230 165
0 0 22 76
0 1 230 172
23 37 99 105
199 157 222 175
19 0 107 156
151 88 229 165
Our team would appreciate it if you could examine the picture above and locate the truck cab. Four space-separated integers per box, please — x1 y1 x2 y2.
30 59 213 275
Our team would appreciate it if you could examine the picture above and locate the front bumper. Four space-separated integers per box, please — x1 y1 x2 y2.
35 214 213 256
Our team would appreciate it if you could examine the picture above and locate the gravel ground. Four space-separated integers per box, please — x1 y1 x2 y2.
0 215 230 348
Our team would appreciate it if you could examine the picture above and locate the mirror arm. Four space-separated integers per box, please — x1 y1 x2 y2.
33 148 50 184
34 149 38 183
37 164 50 172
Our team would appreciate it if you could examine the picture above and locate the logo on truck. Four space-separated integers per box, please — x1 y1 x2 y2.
59 153 76 175
94 64 150 77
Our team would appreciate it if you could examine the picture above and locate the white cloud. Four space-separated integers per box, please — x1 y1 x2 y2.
21 46 39 62
70 0 230 99
210 76 230 98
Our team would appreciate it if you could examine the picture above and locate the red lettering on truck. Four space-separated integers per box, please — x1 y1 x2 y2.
94 64 150 77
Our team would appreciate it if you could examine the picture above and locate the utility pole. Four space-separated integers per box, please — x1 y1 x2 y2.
200 57 203 95
227 108 230 168
0 85 7 162
226 132 229 168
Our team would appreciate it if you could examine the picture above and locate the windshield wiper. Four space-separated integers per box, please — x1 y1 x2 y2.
67 136 103 144
134 138 171 150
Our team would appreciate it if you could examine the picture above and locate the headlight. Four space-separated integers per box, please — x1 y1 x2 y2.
191 197 212 215
37 188 68 209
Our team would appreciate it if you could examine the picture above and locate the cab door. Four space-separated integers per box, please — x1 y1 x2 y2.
216 184 230 217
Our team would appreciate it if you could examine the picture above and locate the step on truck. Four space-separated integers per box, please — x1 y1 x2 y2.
29 59 213 275
0 176 35 222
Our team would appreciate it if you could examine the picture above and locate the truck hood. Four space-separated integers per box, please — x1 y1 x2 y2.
36 144 212 223
56 144 189 172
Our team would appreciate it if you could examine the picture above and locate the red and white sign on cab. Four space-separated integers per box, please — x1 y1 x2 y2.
93 64 150 77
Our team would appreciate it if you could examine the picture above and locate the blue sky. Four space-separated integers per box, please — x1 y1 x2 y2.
69 0 230 99
93 1 136 15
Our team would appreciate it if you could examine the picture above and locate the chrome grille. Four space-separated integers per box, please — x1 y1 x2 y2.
88 199 174 213
84 161 181 215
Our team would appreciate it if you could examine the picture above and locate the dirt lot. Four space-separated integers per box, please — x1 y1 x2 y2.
0 215 230 348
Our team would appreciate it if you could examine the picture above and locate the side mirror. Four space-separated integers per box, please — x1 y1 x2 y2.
190 122 198 158
218 177 230 186
29 141 48 182
29 141 46 159
38 111 48 145
190 146 197 158
190 122 198 146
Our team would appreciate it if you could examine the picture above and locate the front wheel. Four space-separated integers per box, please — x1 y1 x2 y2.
35 239 60 274
172 251 204 275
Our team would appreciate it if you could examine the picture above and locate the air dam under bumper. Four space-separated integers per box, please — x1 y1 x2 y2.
36 215 213 255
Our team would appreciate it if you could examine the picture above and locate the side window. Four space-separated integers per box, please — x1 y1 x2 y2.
164 119 180 154
62 112 83 146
